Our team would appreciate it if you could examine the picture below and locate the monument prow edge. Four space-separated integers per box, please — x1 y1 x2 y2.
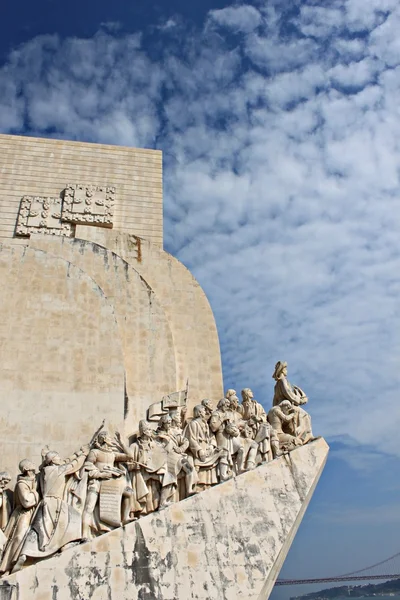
1 438 329 600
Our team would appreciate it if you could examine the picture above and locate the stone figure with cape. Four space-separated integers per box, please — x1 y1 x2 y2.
18 446 90 565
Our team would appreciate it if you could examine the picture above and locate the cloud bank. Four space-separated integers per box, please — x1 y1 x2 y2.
1 1 400 460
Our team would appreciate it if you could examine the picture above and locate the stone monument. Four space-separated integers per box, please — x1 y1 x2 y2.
0 134 328 599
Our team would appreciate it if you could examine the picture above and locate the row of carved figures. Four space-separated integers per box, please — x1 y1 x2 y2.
0 361 315 577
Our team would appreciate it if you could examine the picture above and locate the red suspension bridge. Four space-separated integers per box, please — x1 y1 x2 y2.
276 550 400 586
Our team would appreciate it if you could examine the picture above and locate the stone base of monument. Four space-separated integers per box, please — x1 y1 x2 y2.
0 438 328 600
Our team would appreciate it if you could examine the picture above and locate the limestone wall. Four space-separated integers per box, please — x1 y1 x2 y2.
74 226 224 414
27 235 178 432
0 134 163 246
0 244 126 480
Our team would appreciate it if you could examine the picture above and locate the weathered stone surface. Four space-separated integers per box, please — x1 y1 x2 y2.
27 234 177 433
1 438 328 600
29 230 224 423
0 244 125 481
71 226 224 415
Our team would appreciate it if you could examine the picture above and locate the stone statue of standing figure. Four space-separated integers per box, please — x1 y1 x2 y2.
0 460 39 575
17 446 91 568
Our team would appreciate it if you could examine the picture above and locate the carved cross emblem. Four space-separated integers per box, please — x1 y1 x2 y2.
62 184 115 227
16 196 73 237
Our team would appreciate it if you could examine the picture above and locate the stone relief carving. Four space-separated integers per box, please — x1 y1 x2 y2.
15 184 117 238
61 184 115 227
0 361 317 577
15 197 73 238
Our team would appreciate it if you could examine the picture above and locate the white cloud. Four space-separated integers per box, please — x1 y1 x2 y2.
298 5 344 38
207 5 263 34
157 18 179 31
334 37 367 62
328 58 381 90
369 8 400 66
1 0 400 464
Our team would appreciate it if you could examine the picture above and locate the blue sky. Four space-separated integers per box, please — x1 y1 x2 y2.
1 0 400 596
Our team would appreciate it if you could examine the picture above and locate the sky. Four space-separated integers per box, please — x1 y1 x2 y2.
1 0 400 597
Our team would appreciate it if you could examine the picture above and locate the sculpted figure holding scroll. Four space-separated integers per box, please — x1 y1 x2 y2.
184 405 222 490
156 414 194 507
81 431 133 540
126 421 167 516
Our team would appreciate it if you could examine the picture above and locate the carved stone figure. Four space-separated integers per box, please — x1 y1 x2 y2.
0 460 39 575
272 361 314 444
225 396 258 472
170 410 184 435
156 414 195 507
225 389 243 416
209 398 242 480
241 388 267 423
184 405 222 490
242 417 277 464
127 421 166 516
18 447 90 565
81 431 133 540
268 401 302 453
0 472 12 555
201 398 214 422
225 390 243 418
240 388 278 463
